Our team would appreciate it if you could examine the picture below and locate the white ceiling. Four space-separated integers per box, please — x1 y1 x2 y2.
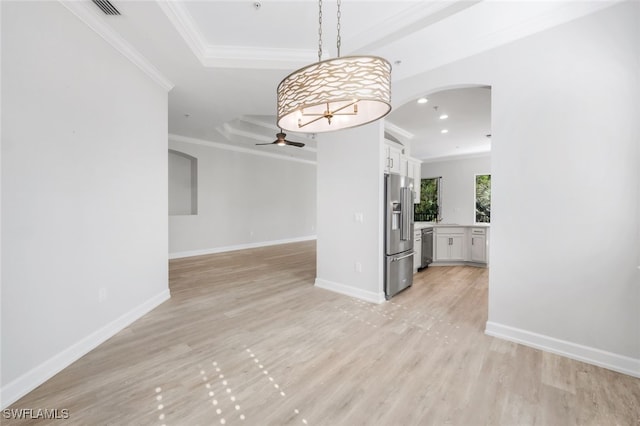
388 86 492 161
77 0 619 161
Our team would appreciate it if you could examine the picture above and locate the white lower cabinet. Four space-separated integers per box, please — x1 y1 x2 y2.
434 227 466 261
470 228 487 263
432 226 489 265
413 229 422 273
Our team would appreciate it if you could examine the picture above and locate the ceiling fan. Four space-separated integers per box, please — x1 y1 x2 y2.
255 130 305 148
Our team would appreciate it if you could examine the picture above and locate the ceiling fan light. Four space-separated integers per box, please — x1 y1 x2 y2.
277 56 391 133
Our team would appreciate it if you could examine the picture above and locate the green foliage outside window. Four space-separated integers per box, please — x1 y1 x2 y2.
475 174 491 223
414 178 439 222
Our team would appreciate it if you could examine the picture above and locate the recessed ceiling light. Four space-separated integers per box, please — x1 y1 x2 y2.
417 97 428 104
441 129 449 134
439 114 448 120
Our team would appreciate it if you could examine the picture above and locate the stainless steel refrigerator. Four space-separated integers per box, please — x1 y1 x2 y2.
384 173 414 299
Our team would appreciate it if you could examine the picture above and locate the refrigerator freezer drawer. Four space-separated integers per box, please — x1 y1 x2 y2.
385 251 414 299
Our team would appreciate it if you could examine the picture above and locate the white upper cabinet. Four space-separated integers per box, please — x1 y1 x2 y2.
383 141 422 203
407 158 422 204
385 144 402 174
400 155 409 177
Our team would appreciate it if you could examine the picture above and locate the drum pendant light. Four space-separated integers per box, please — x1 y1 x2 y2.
276 0 392 133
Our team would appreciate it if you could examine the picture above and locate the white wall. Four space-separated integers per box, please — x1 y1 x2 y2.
0 0 4 394
168 137 316 257
488 2 639 374
1 1 169 406
394 1 639 375
315 122 386 303
421 155 491 225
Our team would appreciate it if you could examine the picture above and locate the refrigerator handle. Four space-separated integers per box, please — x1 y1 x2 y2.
400 187 411 241
411 191 415 223
392 251 415 262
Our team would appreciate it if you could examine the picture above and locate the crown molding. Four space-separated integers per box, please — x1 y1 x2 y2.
349 0 480 54
392 1 623 82
158 1 316 69
384 121 415 140
169 133 317 166
237 116 280 132
59 0 174 91
201 46 317 69
466 0 623 59
419 151 491 164
221 122 273 144
156 1 207 59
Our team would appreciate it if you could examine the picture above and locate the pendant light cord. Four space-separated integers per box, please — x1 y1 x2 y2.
317 0 323 62
317 0 342 61
336 0 341 58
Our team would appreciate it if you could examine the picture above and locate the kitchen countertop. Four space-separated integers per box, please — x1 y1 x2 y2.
415 222 490 230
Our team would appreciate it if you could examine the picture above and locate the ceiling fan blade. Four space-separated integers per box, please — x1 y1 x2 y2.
256 130 305 148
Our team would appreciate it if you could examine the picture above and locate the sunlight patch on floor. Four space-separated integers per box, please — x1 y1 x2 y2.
245 347 308 424
155 386 166 425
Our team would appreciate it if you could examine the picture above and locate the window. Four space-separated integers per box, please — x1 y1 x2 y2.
475 174 491 223
414 177 440 222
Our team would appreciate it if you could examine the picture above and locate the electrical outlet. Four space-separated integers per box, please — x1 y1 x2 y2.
354 212 364 223
355 262 362 273
99 287 107 303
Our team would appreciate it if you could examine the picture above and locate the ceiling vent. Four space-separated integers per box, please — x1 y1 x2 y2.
92 0 120 15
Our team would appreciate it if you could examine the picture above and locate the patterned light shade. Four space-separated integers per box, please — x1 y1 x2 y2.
277 55 392 133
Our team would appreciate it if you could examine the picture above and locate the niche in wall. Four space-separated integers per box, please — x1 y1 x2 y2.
169 149 198 215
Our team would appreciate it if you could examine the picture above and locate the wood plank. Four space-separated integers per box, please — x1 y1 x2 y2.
5 241 639 425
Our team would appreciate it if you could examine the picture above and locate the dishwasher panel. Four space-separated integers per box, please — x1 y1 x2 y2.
421 228 433 268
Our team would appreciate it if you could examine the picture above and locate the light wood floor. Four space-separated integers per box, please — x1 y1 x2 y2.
6 241 640 425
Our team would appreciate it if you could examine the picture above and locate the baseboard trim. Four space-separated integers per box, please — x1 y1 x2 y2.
314 278 385 304
485 321 640 378
430 261 488 268
169 235 317 259
0 290 171 409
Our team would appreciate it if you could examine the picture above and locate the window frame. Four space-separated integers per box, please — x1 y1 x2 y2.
474 173 491 224
414 176 441 222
